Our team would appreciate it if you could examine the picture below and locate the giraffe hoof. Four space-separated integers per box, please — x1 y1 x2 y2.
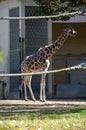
43 99 46 102
40 99 46 102
33 99 36 102
25 98 29 101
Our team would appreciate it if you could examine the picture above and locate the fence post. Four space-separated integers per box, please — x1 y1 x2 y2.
48 18 52 98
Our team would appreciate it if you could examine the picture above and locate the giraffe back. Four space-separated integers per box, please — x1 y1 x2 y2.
21 49 50 73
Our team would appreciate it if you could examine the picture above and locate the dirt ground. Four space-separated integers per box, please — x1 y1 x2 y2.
0 99 86 113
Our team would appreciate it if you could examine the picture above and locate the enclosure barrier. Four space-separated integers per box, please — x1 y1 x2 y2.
0 11 86 20
0 63 86 77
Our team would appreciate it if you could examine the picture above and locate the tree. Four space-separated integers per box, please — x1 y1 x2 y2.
34 0 86 15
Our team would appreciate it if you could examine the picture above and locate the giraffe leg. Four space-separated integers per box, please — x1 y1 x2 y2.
19 84 23 99
27 75 36 101
24 76 28 101
19 78 24 99
40 79 42 101
40 60 50 102
40 74 46 102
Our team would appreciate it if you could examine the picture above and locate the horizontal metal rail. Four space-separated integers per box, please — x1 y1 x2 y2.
0 11 85 20
0 63 86 77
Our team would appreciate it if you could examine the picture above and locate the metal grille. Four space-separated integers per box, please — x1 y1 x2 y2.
9 8 20 92
25 6 48 55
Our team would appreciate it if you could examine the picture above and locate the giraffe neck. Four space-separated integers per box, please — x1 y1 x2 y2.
43 31 68 58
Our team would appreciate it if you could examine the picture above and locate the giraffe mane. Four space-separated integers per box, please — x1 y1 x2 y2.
64 26 73 32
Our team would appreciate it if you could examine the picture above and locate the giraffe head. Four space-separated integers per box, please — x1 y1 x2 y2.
64 27 77 37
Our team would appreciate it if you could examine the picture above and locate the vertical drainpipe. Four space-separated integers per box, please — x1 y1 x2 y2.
19 1 25 66
48 18 52 98
19 1 25 98
19 1 25 85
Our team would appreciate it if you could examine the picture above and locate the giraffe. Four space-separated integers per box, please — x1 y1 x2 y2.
20 27 77 102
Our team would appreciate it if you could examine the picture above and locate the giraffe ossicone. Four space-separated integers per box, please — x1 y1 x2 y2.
19 27 77 101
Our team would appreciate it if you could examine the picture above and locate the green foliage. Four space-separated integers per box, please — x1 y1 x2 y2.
34 0 86 15
0 51 3 62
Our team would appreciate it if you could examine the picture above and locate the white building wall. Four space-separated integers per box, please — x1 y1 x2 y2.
0 0 20 96
0 0 38 98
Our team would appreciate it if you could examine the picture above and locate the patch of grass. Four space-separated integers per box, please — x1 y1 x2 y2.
0 107 86 130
